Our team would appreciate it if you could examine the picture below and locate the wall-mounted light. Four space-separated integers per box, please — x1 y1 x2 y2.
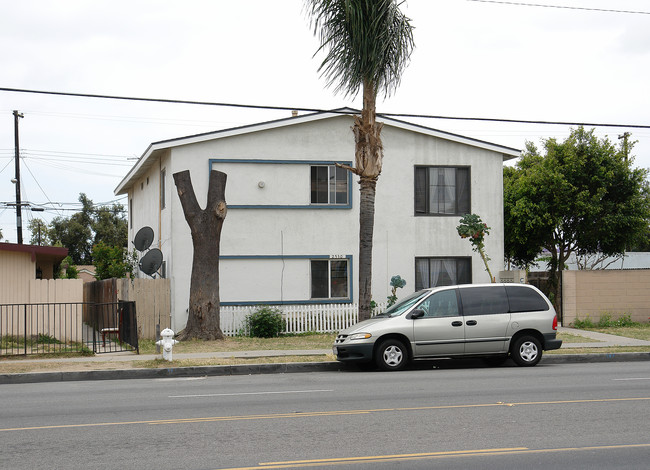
258 181 265 188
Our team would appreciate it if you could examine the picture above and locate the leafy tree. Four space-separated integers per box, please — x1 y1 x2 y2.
504 128 650 317
47 193 127 265
54 255 79 279
28 218 51 246
92 242 136 280
306 0 415 321
457 214 494 282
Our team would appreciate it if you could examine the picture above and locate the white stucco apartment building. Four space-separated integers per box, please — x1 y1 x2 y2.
115 109 519 331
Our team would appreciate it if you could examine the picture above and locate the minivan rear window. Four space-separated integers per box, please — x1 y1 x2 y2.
505 285 549 312
459 286 508 316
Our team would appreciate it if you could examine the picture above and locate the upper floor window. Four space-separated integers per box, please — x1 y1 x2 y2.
311 165 348 205
415 166 470 215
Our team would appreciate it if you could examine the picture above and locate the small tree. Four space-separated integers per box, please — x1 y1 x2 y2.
60 255 78 279
457 214 494 282
387 275 406 307
92 242 136 280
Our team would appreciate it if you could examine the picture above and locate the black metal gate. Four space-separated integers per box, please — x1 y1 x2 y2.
1 301 138 356
89 301 139 354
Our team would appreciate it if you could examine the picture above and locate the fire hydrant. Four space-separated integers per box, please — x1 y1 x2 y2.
156 328 179 361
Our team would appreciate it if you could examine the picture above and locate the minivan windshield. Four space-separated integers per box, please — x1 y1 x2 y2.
374 290 432 318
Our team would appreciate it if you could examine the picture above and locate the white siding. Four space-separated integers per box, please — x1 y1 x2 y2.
125 114 514 331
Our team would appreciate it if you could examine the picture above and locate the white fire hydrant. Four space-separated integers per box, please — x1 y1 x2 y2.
156 328 179 361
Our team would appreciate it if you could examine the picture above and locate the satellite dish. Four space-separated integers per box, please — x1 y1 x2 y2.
133 226 154 251
139 248 163 276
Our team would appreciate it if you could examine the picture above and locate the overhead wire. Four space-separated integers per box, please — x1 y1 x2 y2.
465 1 650 15
21 158 64 217
1 86 649 129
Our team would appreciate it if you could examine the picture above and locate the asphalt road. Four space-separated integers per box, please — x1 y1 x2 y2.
1 361 649 469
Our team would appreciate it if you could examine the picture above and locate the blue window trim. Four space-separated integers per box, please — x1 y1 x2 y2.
209 158 353 209
220 254 353 306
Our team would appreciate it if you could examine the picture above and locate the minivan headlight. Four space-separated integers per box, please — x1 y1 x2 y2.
348 333 372 341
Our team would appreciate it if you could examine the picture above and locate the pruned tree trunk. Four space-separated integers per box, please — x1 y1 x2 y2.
173 169 227 340
340 81 383 322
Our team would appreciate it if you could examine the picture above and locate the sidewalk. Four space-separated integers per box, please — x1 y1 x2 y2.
1 327 649 384
557 326 650 348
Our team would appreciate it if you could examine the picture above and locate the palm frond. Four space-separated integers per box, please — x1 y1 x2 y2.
305 0 415 98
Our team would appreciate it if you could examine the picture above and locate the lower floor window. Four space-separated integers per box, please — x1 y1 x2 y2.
415 257 471 290
311 259 349 299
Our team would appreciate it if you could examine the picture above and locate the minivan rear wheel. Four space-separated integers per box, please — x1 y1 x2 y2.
375 339 408 371
511 335 542 367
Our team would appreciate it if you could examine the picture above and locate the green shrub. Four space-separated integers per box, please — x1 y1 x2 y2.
573 312 638 329
244 306 285 338
572 316 595 329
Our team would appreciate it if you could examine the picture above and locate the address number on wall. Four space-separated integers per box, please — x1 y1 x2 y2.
329 255 346 259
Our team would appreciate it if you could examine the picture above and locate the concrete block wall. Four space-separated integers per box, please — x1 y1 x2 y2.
562 270 650 324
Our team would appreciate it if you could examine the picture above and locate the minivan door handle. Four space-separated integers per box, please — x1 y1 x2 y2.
451 321 463 327
465 320 478 326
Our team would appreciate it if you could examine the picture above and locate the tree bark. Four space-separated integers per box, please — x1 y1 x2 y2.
355 81 382 322
173 170 227 340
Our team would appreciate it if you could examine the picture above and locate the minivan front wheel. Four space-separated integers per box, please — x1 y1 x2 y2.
375 339 408 371
511 335 542 367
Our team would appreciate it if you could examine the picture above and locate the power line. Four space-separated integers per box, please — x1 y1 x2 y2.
379 112 650 129
466 0 650 15
2 86 649 129
21 159 64 217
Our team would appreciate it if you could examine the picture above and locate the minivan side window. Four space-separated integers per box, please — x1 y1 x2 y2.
417 289 460 318
459 286 508 316
505 285 549 312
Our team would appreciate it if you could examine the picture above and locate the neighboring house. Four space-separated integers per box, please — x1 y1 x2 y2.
529 251 650 271
115 109 519 331
0 242 69 303
75 265 97 283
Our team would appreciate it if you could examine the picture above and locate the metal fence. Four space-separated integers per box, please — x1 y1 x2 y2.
0 301 138 356
219 302 387 336
87 301 139 354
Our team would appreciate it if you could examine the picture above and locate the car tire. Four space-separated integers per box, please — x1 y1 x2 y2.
375 339 408 371
511 335 542 367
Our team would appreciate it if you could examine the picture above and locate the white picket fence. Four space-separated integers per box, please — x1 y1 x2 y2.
219 302 387 336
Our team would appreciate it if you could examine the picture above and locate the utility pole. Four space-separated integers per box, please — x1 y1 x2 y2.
618 131 631 162
13 110 24 244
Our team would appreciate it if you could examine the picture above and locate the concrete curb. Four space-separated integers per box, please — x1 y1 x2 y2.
541 352 650 364
2 352 649 384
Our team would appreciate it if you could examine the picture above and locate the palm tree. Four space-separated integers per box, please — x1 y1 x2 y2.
306 0 414 320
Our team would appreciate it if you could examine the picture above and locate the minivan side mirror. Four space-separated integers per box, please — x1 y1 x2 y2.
409 309 425 319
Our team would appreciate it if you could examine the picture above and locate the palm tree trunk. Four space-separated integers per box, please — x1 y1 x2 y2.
355 81 383 321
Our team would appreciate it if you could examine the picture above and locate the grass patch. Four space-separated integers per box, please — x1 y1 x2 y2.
557 333 601 343
133 355 335 369
581 325 650 342
137 333 336 355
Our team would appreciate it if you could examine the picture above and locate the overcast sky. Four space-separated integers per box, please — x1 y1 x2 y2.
1 0 649 243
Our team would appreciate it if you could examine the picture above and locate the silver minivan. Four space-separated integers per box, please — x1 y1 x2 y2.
333 283 562 370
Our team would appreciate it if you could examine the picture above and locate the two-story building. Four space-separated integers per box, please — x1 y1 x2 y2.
115 109 519 331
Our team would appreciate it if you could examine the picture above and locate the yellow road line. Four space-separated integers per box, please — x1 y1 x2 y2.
219 444 650 470
1 396 648 433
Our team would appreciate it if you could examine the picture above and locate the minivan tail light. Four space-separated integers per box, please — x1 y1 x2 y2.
552 315 558 331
